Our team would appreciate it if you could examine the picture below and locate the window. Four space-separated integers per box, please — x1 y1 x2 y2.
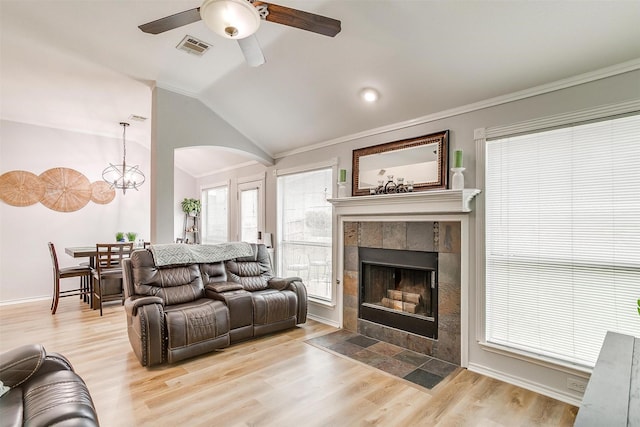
238 179 264 244
277 167 333 301
484 112 640 368
201 184 228 244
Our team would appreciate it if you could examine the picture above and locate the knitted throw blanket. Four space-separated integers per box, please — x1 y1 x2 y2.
149 242 253 267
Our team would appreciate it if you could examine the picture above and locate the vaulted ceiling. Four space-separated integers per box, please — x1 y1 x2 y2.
2 1 640 176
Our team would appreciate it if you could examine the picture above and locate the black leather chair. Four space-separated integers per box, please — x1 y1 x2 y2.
0 344 99 426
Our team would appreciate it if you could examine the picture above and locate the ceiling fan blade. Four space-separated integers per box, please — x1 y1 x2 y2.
138 7 202 34
256 2 341 37
237 35 266 67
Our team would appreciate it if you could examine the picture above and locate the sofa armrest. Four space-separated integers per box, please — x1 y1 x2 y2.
38 352 74 374
267 277 301 291
205 282 244 294
124 299 165 367
0 344 45 388
268 277 308 324
124 295 164 317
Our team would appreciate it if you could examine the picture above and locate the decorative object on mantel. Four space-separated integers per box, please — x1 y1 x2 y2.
451 149 465 190
102 122 145 195
0 168 116 211
372 175 412 195
337 168 348 198
352 130 449 196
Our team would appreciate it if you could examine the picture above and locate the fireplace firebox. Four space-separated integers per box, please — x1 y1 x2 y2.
359 247 438 339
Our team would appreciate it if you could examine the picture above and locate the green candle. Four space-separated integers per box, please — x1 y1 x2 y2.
454 150 463 168
339 169 347 183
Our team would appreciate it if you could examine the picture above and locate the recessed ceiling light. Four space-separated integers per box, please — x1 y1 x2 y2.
360 87 380 103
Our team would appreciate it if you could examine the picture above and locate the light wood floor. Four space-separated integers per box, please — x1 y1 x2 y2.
0 298 578 426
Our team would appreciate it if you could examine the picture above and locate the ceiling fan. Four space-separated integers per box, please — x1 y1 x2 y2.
139 0 341 67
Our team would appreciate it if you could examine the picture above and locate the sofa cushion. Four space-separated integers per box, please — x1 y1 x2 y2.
200 262 227 285
0 344 45 389
226 244 273 291
251 289 297 326
0 387 23 427
164 299 230 358
130 250 204 305
22 370 98 427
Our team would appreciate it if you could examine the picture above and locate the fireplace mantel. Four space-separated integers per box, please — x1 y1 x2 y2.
328 189 480 216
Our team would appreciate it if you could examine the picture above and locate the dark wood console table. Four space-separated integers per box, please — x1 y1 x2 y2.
575 331 639 426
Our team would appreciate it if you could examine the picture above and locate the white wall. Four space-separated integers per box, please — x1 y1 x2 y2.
174 166 198 242
0 120 150 302
151 88 274 244
187 69 640 404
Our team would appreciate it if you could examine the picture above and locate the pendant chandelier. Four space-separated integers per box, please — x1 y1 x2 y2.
102 122 145 195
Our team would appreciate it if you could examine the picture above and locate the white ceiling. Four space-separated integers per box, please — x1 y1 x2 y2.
2 1 640 177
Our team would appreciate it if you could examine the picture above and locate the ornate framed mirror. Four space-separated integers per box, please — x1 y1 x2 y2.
352 130 449 196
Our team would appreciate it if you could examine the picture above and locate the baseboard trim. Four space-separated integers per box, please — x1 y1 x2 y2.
307 313 340 328
0 295 49 306
467 362 582 407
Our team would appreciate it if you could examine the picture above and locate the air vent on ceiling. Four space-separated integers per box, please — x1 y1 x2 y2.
176 35 211 56
128 114 148 122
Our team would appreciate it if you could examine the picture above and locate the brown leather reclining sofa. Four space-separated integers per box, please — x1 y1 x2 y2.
0 344 100 426
122 243 307 367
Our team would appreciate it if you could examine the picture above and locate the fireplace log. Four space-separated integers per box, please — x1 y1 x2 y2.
387 290 421 305
381 297 417 314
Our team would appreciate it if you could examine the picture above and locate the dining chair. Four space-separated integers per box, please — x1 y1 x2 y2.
93 242 133 316
48 242 93 315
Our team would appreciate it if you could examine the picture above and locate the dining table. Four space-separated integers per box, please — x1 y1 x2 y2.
64 244 137 267
64 244 137 309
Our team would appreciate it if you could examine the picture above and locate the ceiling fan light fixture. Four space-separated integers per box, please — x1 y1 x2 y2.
200 0 261 39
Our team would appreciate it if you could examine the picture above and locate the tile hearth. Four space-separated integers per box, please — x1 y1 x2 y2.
306 330 459 390
343 220 462 365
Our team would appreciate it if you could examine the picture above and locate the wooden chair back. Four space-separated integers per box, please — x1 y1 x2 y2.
48 242 92 314
48 242 60 276
95 243 133 273
94 242 133 316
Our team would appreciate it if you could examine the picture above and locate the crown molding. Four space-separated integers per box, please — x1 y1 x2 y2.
273 58 640 159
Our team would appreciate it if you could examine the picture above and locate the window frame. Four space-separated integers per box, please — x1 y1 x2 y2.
200 181 230 244
475 100 640 372
237 173 265 243
275 159 338 304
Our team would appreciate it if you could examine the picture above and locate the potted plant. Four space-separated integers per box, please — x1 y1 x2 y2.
181 198 201 216
126 232 138 242
115 231 125 242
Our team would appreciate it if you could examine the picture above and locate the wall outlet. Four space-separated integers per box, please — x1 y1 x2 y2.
567 377 588 393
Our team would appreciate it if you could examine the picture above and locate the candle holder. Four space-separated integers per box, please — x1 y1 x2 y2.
337 182 348 198
451 167 465 190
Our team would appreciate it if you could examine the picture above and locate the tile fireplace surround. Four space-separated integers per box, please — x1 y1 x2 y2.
329 189 480 367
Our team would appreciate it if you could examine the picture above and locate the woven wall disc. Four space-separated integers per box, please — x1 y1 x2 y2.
39 168 91 212
90 181 116 204
0 170 46 207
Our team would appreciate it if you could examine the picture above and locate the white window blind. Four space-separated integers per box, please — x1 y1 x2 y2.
240 188 258 243
485 113 640 368
277 168 333 300
201 185 228 244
